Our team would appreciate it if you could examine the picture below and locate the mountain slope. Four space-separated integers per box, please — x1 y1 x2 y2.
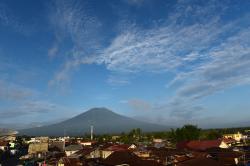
19 107 168 136
0 128 18 136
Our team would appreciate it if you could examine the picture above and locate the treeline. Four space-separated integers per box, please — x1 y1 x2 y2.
19 125 250 144
93 124 250 143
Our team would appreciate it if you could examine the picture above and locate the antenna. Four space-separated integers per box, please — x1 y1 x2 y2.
90 125 94 140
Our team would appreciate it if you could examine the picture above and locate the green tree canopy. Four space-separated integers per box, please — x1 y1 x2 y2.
170 124 201 142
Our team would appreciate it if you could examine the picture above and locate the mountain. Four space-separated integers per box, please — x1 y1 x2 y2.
19 107 168 136
0 128 18 136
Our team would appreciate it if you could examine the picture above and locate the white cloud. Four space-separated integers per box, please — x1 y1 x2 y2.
48 42 59 58
48 0 103 87
174 28 250 100
48 0 102 56
106 74 131 86
48 0 250 124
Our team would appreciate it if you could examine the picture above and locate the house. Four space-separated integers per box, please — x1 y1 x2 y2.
79 140 97 146
58 157 85 166
206 147 244 165
49 140 65 152
0 141 9 151
27 136 49 144
147 147 186 165
84 148 101 159
65 144 83 156
1 135 16 141
101 144 131 159
134 150 150 158
177 140 229 151
129 144 137 150
223 131 244 142
28 142 48 154
111 135 120 140
101 150 161 166
153 139 164 143
220 138 236 147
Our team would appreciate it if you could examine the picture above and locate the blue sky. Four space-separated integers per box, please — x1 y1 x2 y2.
0 0 250 129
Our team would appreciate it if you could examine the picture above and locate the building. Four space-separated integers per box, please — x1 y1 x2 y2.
49 140 65 152
58 157 84 166
101 150 161 166
223 132 244 142
177 140 229 151
101 144 131 159
79 141 97 146
27 137 49 144
0 141 9 151
207 147 244 165
28 142 48 154
65 144 83 156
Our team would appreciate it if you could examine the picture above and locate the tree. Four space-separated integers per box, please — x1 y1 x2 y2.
206 130 222 140
171 124 201 142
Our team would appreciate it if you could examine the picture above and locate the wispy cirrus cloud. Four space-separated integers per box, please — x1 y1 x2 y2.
107 74 131 86
0 2 32 35
49 0 250 123
129 26 250 123
173 28 250 100
97 2 250 120
48 0 103 87
50 0 231 80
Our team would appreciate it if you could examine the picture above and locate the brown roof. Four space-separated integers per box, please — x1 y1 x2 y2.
75 147 96 156
206 147 243 165
207 147 243 158
102 151 161 166
60 157 85 166
174 155 190 163
148 147 186 163
177 157 220 166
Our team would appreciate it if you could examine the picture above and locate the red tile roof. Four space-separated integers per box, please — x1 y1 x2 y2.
177 140 222 151
104 144 130 151
0 141 9 146
220 138 236 144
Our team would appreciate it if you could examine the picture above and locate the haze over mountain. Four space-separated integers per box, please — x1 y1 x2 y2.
19 108 168 136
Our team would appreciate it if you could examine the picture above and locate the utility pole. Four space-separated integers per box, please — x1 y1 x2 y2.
90 125 93 140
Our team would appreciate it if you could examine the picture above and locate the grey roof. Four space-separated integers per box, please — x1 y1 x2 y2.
65 144 83 151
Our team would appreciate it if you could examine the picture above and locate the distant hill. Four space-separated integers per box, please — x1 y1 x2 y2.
0 128 18 136
19 108 168 136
